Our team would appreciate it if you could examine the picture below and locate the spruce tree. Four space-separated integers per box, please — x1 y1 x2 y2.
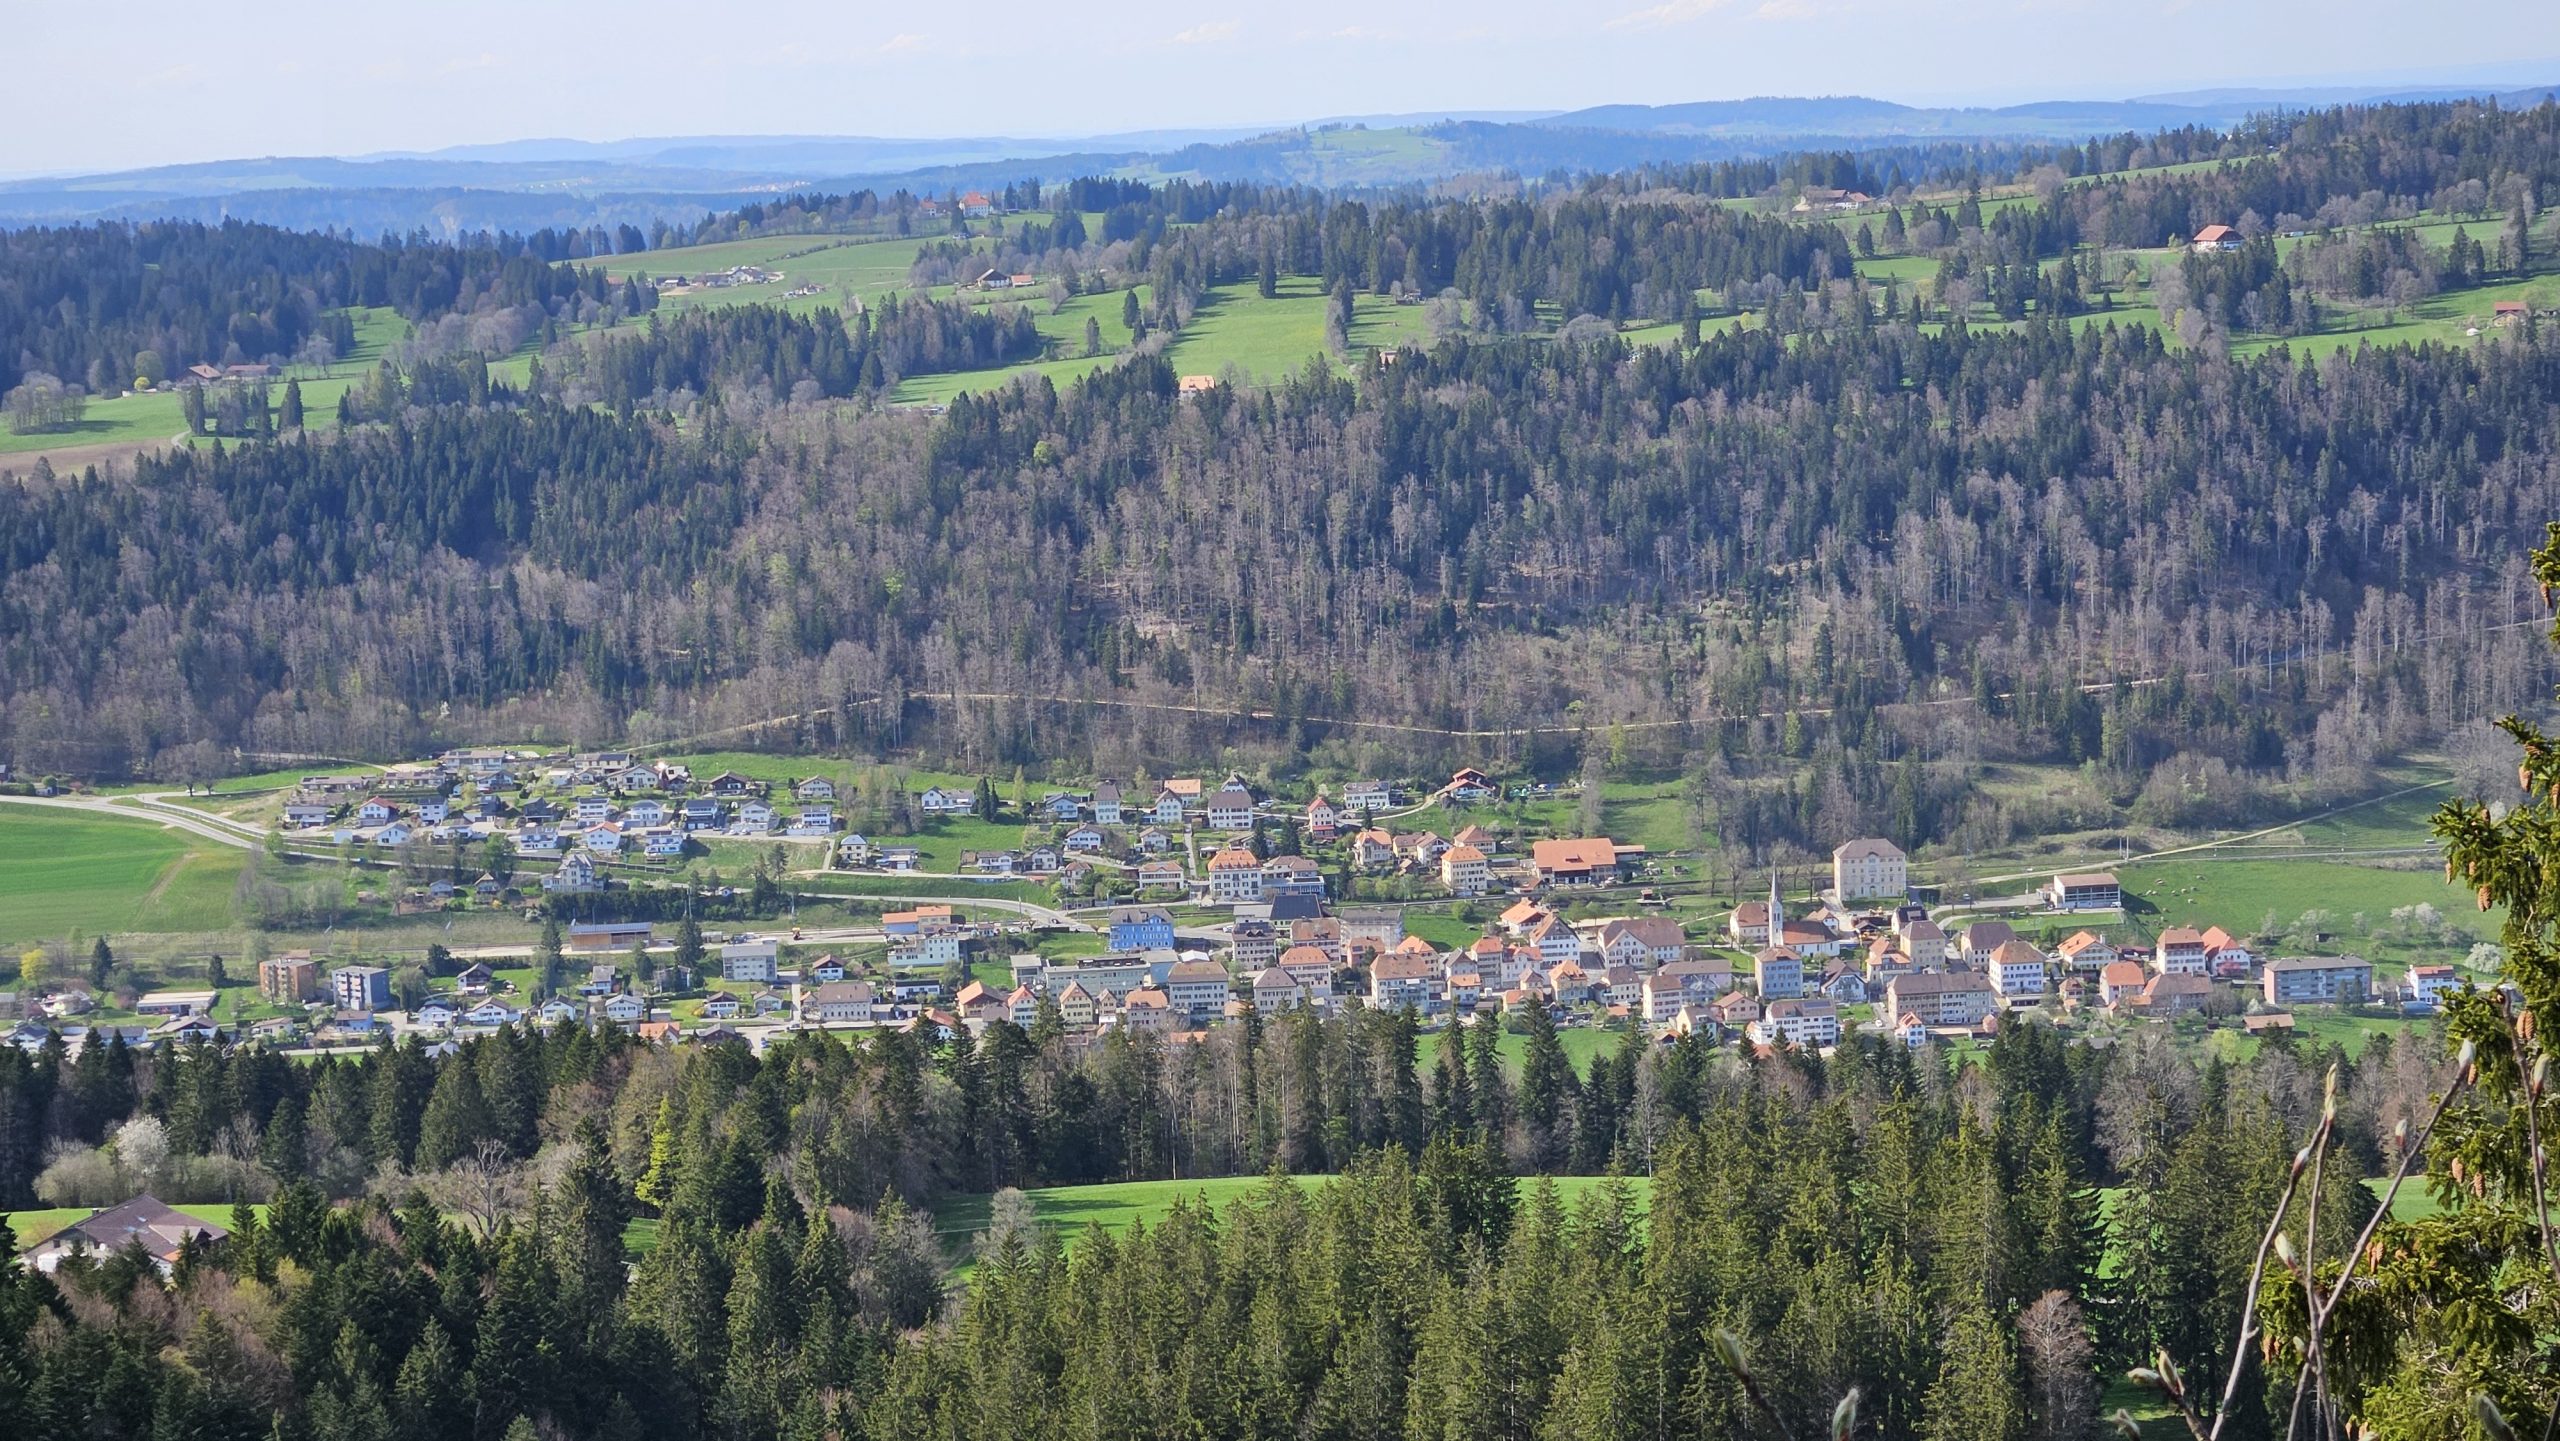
413 1054 494 1172
1514 996 1576 1172
537 914 566 998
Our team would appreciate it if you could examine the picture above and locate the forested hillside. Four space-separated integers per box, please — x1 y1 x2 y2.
0 220 653 394
0 1002 2449 1439
2 100 2558 869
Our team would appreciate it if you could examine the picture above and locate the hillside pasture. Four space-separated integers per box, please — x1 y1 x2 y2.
0 806 245 946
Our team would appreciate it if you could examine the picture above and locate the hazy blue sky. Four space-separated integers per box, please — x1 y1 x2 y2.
10 0 2558 174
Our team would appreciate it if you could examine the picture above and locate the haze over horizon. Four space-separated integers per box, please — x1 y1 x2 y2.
12 0 2560 177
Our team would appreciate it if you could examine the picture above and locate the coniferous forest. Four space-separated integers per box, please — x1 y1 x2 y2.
0 1000 2467 1441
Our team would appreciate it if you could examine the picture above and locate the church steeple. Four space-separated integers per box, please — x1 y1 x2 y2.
1767 869 1782 937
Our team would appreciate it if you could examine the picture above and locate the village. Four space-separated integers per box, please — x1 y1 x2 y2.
2 746 2478 1062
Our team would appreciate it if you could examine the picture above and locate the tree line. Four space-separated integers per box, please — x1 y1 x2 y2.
0 997 2484 1440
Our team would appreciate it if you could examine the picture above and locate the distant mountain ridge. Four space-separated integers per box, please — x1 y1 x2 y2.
3 85 2552 236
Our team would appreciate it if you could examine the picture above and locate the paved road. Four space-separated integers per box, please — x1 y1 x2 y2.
0 791 262 851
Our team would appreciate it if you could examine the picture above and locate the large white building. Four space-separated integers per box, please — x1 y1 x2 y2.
1988 939 2050 997
720 937 780 983
1831 838 1909 902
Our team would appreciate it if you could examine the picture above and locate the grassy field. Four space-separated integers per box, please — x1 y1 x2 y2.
2119 857 2500 970
1156 277 1434 384
0 807 246 946
580 234 947 318
3 1202 258 1247
0 306 408 460
1418 1022 1624 1078
930 1171 1647 1254
793 873 1058 906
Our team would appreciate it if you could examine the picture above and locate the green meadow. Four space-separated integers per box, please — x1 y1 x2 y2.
930 1172 1647 1257
0 807 247 946
2118 857 2501 969
0 305 407 459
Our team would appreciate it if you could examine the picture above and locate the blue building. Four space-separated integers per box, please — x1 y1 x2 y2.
1106 907 1176 953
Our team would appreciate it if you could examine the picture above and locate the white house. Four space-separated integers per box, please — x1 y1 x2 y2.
1207 848 1264 903
1988 939 2050 997
2153 927 2210 975
1205 787 1257 830
1751 998 1841 1048
2405 964 2464 1008
918 786 975 816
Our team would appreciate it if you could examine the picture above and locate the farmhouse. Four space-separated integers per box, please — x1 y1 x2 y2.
2131 972 2213 1017
1529 836 1643 886
2200 926 2255 978
2152 927 2209 975
2191 224 2242 252
2055 931 2116 973
1598 917 1688 969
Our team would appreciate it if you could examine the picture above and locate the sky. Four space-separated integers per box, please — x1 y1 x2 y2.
9 0 2560 175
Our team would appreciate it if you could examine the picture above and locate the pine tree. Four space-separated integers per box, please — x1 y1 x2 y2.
260 1091 306 1179
1922 1303 2021 1441
391 1324 473 1441
551 1120 633 1344
1514 996 1575 1172
674 915 705 977
537 915 566 998
280 377 305 430
413 1054 494 1172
